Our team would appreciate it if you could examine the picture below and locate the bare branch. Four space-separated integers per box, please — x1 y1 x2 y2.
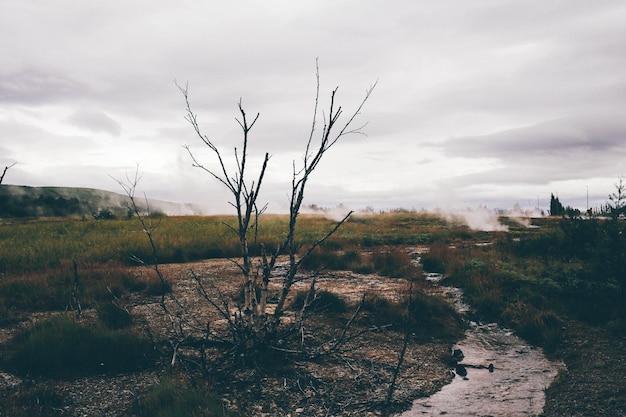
322 294 366 355
177 63 376 367
386 282 414 404
0 162 17 185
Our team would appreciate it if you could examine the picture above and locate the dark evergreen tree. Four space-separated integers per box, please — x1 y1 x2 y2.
550 193 565 216
608 176 626 219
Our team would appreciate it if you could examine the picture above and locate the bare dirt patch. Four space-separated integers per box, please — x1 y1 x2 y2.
543 320 626 416
0 258 456 417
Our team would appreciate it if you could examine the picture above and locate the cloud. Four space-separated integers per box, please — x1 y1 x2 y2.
0 69 90 105
66 110 122 136
444 115 626 158
438 114 626 187
1 1 626 212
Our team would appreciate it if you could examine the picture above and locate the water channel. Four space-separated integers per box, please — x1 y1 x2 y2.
398 264 564 417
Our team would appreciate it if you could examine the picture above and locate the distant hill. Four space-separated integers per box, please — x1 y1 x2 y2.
0 185 202 218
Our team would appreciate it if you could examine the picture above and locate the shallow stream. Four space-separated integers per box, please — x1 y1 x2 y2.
398 266 564 416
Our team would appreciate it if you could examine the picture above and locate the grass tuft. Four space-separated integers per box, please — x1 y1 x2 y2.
290 290 348 314
98 302 134 329
359 292 465 342
0 384 67 417
126 378 236 417
4 314 155 378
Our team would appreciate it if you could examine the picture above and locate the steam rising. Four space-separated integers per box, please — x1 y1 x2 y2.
437 206 509 232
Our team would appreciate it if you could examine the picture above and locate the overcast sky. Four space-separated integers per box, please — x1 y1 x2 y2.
2 0 625 214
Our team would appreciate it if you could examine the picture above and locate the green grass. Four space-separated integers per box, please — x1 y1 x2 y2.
3 314 155 378
290 289 348 314
300 244 423 280
0 216 233 274
7 212 614 350
97 302 134 329
0 213 475 275
0 383 67 417
359 292 465 342
425 216 626 348
0 261 166 324
126 378 236 417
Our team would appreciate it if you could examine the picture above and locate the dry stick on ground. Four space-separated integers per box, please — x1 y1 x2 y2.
386 282 414 405
70 260 82 318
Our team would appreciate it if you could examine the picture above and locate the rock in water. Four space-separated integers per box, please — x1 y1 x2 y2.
455 364 467 377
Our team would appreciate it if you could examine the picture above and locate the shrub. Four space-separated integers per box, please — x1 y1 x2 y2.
0 264 168 322
0 384 67 417
407 292 466 341
0 279 67 312
501 300 562 349
300 246 422 280
290 290 348 314
4 315 155 378
126 378 235 417
360 294 405 327
371 249 421 279
420 242 450 273
98 302 134 329
143 277 173 297
299 246 370 273
121 272 148 292
359 292 465 341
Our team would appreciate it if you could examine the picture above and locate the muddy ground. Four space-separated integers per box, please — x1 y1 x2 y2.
0 258 455 417
543 320 626 416
1 257 625 416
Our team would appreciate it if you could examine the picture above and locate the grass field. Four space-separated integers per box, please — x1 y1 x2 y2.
1 211 625 415
0 212 483 274
2 212 622 340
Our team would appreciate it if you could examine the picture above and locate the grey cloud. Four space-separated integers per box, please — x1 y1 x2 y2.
439 115 626 188
443 115 626 158
412 2 626 124
66 110 122 136
0 69 90 104
2 1 626 211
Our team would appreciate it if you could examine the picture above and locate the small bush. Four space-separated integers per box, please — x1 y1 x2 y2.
290 290 348 314
371 249 421 279
407 293 466 341
420 242 450 273
360 295 405 327
4 315 155 378
122 273 148 292
126 378 235 417
0 264 168 322
502 300 562 348
98 302 134 329
359 292 465 341
0 384 67 417
299 247 370 273
301 247 422 279
143 277 173 297
0 279 67 312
